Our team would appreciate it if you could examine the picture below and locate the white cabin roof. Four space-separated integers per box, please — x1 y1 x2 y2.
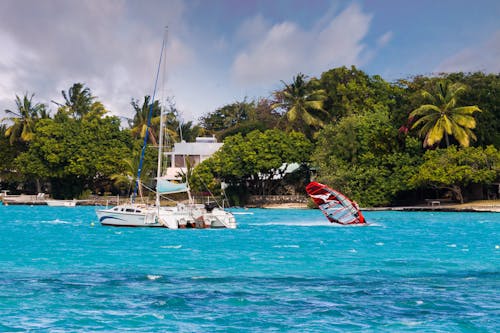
171 137 222 156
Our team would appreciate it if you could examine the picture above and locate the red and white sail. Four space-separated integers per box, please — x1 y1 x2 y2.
306 182 366 225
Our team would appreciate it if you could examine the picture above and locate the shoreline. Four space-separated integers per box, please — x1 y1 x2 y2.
260 200 500 213
2 196 499 213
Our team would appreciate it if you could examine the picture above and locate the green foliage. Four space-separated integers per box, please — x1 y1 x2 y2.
2 93 48 144
199 100 253 133
272 73 327 138
189 158 221 196
2 70 499 206
445 72 500 147
0 124 24 183
410 146 500 203
60 83 95 119
129 96 162 145
313 109 423 206
191 129 313 198
318 66 398 119
409 80 481 147
14 113 131 198
199 99 280 140
397 73 499 149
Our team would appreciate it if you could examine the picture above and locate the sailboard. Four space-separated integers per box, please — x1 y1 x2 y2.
305 182 366 225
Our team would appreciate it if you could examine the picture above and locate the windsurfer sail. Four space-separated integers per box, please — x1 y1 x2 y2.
306 182 366 225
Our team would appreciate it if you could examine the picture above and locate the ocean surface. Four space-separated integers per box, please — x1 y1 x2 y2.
0 205 498 332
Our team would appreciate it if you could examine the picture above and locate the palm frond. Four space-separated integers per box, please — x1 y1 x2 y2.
450 114 477 129
451 125 470 147
410 104 441 117
439 116 453 135
453 106 481 115
425 123 445 147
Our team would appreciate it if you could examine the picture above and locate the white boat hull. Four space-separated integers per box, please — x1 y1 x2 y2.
97 204 236 229
46 200 77 207
97 206 162 227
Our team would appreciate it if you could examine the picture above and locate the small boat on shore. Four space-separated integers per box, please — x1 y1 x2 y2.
46 200 77 207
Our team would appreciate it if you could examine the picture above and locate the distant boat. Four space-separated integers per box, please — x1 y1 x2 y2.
46 200 77 207
96 29 236 229
306 182 366 225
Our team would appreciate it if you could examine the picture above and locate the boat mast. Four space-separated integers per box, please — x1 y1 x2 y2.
156 31 168 210
132 28 168 204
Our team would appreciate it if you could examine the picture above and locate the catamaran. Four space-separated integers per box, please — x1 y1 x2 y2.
96 30 236 229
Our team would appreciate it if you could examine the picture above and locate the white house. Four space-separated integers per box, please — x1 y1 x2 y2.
164 136 222 180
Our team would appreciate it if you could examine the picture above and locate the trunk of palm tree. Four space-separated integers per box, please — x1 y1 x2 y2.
445 132 450 147
35 179 42 194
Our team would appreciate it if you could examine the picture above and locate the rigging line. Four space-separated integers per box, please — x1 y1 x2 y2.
193 170 224 208
141 183 182 203
159 31 171 178
132 28 168 203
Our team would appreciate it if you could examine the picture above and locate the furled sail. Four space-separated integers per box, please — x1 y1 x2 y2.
306 182 366 225
156 179 188 194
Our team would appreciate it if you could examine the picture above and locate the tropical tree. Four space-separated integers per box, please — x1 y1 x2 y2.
409 80 482 147
445 72 500 147
195 129 313 200
0 124 22 184
273 74 327 132
60 83 95 119
199 99 280 140
313 108 423 206
129 96 162 145
410 146 500 203
14 109 131 198
318 66 400 120
199 100 253 133
2 93 48 144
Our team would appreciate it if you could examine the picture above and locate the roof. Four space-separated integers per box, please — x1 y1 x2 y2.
171 137 222 156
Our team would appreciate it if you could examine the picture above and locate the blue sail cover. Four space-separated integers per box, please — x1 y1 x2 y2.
156 179 188 194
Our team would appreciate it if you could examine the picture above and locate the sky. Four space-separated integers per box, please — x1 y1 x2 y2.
0 0 499 123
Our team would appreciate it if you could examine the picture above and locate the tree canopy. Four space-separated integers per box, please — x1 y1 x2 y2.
409 80 482 147
1 69 499 205
190 129 312 204
410 146 500 203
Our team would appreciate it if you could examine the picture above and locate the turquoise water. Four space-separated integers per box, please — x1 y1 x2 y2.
0 205 498 332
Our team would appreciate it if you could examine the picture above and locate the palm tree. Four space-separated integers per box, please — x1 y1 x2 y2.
129 96 162 145
409 81 482 147
272 73 328 134
110 157 137 196
110 147 156 200
61 83 95 119
2 93 48 144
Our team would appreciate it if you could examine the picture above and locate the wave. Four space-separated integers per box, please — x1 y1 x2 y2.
41 219 72 225
249 220 383 227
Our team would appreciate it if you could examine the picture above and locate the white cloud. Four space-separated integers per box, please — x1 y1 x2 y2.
436 30 500 73
235 14 270 43
0 0 192 120
377 31 393 48
231 3 373 85
232 22 305 85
